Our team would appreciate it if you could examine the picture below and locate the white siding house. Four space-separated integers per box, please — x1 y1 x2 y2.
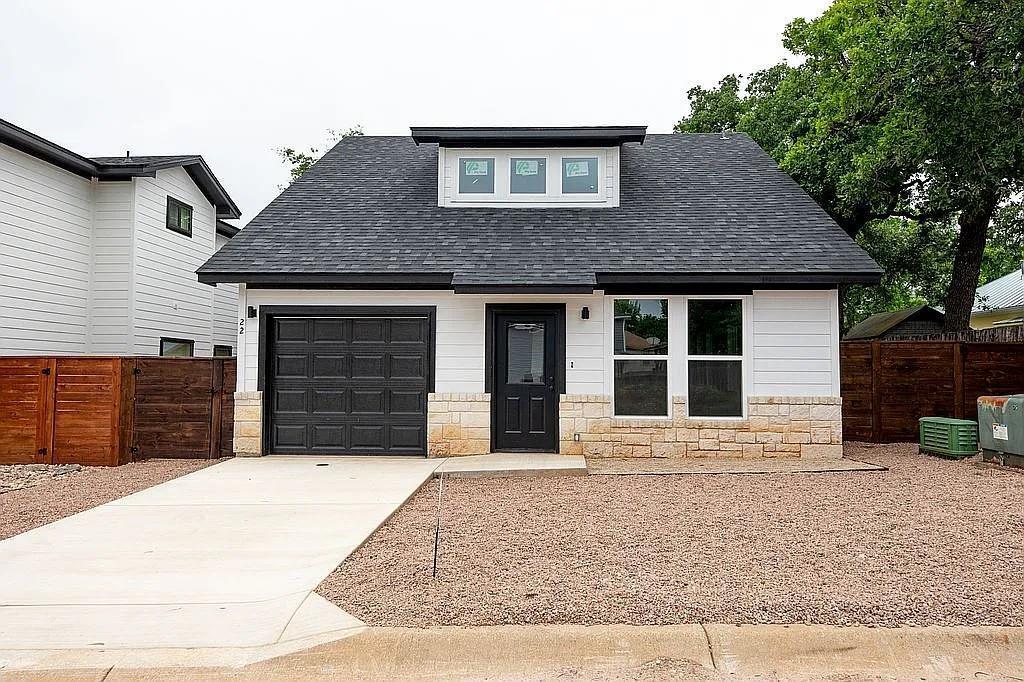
0 118 241 357
202 126 880 460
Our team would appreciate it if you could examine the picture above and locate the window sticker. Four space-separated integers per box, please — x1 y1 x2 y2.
463 160 490 176
514 159 539 176
564 160 590 177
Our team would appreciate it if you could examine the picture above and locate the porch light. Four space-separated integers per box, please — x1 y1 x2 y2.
581 306 590 320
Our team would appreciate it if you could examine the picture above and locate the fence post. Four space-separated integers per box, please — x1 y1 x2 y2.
953 342 965 420
36 358 57 464
870 341 882 443
210 359 224 459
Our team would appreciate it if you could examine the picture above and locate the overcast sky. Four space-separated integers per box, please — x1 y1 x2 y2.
3 0 829 225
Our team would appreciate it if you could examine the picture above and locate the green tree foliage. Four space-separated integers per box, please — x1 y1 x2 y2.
275 125 364 186
677 0 1024 331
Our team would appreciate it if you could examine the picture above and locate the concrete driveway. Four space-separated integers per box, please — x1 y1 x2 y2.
0 456 443 668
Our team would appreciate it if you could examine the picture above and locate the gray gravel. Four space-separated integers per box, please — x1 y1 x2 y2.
319 443 1024 627
0 463 82 494
0 459 219 541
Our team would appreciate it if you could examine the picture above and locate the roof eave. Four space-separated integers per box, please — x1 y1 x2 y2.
0 118 99 177
410 126 647 147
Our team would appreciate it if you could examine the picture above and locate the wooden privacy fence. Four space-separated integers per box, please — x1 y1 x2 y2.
0 357 235 466
841 341 1024 443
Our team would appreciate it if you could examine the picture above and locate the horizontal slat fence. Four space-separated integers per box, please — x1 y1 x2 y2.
841 341 1024 442
0 357 235 466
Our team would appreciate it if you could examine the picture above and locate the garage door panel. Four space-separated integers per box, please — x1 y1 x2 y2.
273 424 308 449
391 319 428 343
268 312 430 456
351 355 386 379
312 424 346 448
275 319 309 342
312 354 347 378
352 319 387 343
391 390 424 415
312 318 347 343
390 424 425 450
350 389 386 415
273 389 308 414
311 389 346 415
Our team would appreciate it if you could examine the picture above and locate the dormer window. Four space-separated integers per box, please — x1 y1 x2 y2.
412 125 645 209
459 158 494 193
562 157 598 194
510 157 546 194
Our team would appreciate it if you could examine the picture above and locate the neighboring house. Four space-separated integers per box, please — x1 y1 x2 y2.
844 305 946 340
0 118 241 357
973 266 1024 329
198 126 882 459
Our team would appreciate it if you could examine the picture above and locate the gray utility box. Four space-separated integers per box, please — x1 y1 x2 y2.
978 395 1024 468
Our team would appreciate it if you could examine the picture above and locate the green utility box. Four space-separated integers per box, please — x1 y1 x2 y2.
978 395 1024 469
918 417 979 458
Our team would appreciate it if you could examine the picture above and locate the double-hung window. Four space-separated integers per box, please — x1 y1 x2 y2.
687 299 744 417
612 298 669 417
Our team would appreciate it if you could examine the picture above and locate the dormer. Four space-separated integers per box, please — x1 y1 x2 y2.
411 126 646 208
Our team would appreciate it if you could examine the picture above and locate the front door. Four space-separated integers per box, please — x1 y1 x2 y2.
493 311 558 451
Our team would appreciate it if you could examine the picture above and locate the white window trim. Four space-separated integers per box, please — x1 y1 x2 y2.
683 295 753 420
439 146 619 208
610 296 672 419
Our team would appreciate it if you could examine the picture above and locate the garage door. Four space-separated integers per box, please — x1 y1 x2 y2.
266 310 432 455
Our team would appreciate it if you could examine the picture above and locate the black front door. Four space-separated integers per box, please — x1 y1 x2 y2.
493 311 558 451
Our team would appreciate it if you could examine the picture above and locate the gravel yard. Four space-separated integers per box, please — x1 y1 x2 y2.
319 443 1024 627
0 459 219 541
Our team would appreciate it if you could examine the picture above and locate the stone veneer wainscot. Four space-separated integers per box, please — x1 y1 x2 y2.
233 391 263 456
427 393 491 457
559 395 842 459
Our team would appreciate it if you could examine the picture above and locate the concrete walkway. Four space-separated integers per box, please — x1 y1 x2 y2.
0 453 589 671
5 624 1024 680
0 456 445 669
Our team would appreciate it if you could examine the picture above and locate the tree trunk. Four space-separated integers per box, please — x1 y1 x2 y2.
942 195 998 331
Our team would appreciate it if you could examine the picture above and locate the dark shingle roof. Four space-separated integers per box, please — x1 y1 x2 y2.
844 305 944 340
198 133 881 288
0 118 241 219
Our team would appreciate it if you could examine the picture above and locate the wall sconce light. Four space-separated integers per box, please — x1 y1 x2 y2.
581 306 590 320
247 306 257 319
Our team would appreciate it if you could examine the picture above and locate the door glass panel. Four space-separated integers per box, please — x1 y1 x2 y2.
506 322 545 384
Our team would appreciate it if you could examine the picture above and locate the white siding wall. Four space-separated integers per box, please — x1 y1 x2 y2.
0 143 93 354
238 290 606 394
239 289 839 400
211 233 239 353
751 289 840 396
131 167 218 356
89 181 134 353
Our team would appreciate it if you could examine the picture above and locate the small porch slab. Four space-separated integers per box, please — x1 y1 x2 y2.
434 453 587 478
586 457 886 476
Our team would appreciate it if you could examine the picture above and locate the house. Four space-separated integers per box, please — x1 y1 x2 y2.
198 126 882 459
844 305 946 340
0 118 241 357
973 266 1024 329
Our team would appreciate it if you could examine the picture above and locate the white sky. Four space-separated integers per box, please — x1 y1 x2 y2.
2 0 829 225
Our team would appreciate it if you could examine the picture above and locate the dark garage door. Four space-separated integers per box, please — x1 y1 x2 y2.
267 310 432 455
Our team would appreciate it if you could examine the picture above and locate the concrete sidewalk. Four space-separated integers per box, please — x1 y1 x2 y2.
5 624 1023 680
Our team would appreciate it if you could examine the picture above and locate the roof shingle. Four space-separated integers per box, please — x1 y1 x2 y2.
198 133 881 288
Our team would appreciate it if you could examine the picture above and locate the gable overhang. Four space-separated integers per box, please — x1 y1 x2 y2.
410 126 647 147
0 117 241 220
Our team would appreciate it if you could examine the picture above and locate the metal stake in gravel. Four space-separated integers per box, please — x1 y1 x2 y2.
432 472 444 578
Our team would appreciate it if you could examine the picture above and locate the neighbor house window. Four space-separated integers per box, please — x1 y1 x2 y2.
687 299 743 417
458 158 494 194
166 196 193 237
213 345 233 357
510 157 546 194
562 157 598 194
613 299 668 417
160 337 194 357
